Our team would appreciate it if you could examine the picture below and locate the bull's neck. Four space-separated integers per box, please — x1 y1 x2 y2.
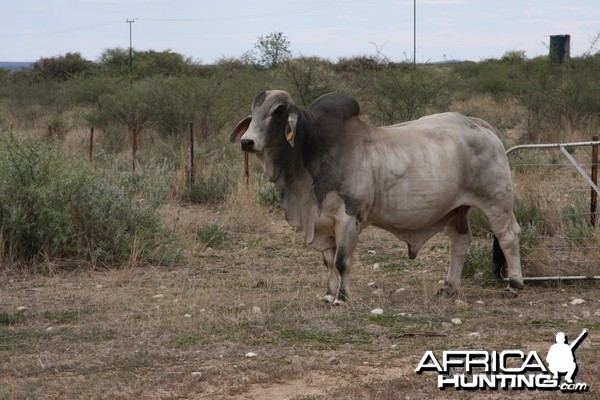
259 141 306 191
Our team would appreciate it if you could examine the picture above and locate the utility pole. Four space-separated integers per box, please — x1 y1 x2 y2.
413 0 417 66
126 18 136 84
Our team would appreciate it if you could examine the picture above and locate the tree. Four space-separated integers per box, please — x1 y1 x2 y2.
245 32 292 68
33 52 94 80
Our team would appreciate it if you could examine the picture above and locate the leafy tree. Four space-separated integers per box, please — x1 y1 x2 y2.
98 48 195 77
245 32 292 68
32 52 94 80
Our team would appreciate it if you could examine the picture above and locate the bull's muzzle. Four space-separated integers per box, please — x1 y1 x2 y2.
240 139 255 152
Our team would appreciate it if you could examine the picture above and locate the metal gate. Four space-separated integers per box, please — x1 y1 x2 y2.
505 138 600 282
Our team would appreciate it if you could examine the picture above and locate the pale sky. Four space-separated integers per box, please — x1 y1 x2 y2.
1 0 599 63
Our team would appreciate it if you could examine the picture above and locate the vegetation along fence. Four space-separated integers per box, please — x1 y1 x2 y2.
504 137 600 282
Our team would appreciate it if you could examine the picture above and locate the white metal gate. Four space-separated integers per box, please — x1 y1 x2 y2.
505 139 600 282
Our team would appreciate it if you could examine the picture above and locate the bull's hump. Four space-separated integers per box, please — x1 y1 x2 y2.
308 92 360 120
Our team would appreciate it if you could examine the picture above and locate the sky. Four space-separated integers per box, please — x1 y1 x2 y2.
1 0 599 63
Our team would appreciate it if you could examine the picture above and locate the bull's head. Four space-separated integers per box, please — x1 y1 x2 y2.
230 90 299 152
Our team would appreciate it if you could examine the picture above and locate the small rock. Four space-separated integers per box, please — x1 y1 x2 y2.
371 308 384 316
245 352 258 358
328 357 340 365
391 344 398 349
95 284 103 289
372 263 381 270
468 332 481 338
441 322 453 329
252 306 262 314
395 288 406 293
570 298 585 305
475 300 485 305
367 282 376 287
451 318 462 325
46 326 54 332
184 314 192 318
152 294 163 299
16 306 28 311
367 250 377 255
191 371 202 377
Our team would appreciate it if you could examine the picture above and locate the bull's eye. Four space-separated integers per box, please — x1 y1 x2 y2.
272 105 286 120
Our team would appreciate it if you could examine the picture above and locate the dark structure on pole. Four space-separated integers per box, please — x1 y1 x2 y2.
549 34 570 63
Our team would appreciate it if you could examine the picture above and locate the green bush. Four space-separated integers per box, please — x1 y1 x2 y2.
0 135 178 265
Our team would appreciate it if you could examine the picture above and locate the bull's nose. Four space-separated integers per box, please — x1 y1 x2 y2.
241 139 255 152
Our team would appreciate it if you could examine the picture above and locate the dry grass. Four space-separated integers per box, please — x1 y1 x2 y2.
1 184 599 399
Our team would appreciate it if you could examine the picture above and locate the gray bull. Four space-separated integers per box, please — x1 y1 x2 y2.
231 90 523 305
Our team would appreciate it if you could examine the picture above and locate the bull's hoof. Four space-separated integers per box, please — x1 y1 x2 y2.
503 285 520 298
322 294 335 304
436 286 458 297
332 299 347 307
509 278 524 290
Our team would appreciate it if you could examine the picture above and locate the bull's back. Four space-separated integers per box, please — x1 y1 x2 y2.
363 113 509 228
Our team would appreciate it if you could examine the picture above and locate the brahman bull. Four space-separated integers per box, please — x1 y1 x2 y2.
231 90 523 305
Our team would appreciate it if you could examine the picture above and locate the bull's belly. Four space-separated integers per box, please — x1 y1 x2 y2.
367 197 459 230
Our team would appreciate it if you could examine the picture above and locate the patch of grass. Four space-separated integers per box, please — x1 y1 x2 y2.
255 179 280 210
170 335 203 347
462 243 496 284
0 311 27 326
41 310 80 324
196 222 227 248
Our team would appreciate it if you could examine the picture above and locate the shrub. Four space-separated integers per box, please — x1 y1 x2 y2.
0 135 178 266
369 65 454 124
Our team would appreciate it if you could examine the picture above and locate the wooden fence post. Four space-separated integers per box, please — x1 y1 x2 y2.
88 127 94 166
591 135 598 226
132 126 137 172
189 122 195 185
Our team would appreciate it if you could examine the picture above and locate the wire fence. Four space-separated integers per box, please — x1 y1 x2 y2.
506 138 600 280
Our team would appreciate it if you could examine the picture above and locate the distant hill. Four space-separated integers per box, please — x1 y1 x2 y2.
0 61 34 70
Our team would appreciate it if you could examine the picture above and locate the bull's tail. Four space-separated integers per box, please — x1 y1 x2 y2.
492 236 506 280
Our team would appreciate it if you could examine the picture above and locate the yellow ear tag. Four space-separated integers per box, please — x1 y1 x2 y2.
286 130 296 147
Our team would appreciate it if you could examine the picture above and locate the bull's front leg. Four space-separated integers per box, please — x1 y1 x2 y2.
321 248 338 304
331 215 361 306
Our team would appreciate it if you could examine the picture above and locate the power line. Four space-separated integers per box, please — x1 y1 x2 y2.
140 0 372 22
0 20 122 37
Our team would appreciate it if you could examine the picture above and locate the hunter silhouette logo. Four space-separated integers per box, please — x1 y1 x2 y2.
546 329 588 384
416 329 590 392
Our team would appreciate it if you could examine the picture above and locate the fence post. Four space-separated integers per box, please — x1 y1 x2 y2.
591 135 598 226
132 126 137 172
189 122 195 185
88 127 94 166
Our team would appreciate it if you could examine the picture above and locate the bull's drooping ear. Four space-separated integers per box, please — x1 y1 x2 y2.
285 110 299 148
230 116 252 143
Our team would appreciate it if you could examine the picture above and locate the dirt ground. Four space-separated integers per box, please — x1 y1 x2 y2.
1 203 598 399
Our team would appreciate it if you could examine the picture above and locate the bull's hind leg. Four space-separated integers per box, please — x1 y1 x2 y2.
441 214 472 295
482 206 523 293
